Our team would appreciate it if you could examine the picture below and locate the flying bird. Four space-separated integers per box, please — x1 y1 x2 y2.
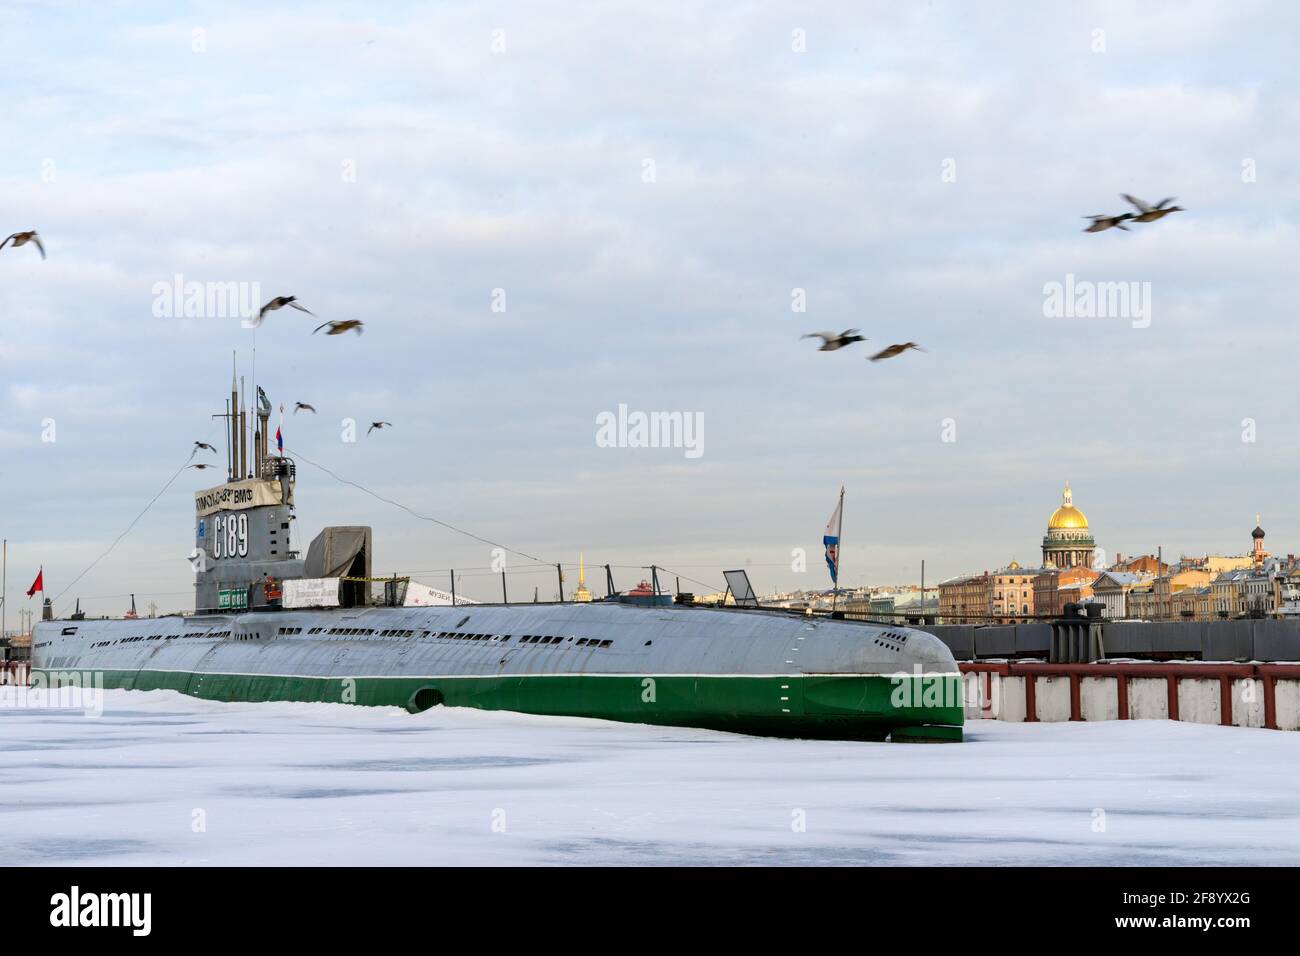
254 296 314 326
801 329 866 352
294 402 316 414
868 343 925 362
0 231 45 258
1082 213 1133 233
367 421 392 434
187 463 215 470
313 319 364 336
193 441 217 453
1121 194 1184 223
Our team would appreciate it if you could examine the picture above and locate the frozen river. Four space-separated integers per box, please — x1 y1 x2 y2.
2 688 1297 866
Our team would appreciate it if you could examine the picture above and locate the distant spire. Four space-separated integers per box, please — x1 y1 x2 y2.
1062 481 1072 507
573 553 593 602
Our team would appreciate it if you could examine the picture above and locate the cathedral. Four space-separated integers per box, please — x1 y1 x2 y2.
1041 482 1096 569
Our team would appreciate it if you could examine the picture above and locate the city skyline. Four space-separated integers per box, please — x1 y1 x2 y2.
3 476 1286 623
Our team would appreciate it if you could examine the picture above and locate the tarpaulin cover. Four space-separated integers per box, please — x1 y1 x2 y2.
303 526 372 579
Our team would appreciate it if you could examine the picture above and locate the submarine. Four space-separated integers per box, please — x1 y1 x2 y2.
31 375 964 742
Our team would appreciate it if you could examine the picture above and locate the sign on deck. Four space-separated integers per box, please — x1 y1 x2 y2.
283 577 341 609
218 587 249 610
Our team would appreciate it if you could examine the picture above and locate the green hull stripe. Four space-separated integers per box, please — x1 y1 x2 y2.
31 668 964 742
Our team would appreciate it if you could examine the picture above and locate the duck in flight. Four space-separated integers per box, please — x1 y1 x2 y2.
1121 194 1184 223
313 319 364 336
802 329 866 352
868 342 925 362
1083 213 1133 233
253 296 314 327
0 231 45 258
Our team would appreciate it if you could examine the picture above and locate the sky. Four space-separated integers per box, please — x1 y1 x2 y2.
2 0 1298 618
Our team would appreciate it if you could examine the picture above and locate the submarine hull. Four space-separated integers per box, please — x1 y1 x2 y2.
32 602 964 741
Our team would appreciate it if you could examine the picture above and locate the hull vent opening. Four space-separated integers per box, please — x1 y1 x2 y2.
407 687 444 714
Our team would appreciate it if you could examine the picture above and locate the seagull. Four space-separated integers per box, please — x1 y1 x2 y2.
1121 194 1184 223
294 402 316 414
0 231 45 258
868 342 925 362
193 441 217 453
187 463 216 470
313 319 364 336
801 329 866 352
1082 213 1134 233
367 421 392 435
254 296 314 326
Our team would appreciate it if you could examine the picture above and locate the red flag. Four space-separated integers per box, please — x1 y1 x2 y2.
26 568 43 598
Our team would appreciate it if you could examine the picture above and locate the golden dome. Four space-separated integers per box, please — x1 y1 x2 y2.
1047 482 1089 530
1048 506 1088 529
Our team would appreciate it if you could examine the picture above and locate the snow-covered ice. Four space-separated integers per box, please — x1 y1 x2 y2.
1 688 1297 866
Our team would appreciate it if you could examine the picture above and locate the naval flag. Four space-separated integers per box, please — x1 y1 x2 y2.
823 489 844 585
276 404 284 455
26 567 43 598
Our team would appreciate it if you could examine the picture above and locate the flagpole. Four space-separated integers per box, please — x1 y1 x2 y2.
831 486 845 614
251 339 256 469
2 539 6 642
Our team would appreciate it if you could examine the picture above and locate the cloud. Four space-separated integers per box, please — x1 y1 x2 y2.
1 1 1296 613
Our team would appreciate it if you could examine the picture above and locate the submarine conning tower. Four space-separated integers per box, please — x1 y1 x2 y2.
193 366 374 615
192 368 306 613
